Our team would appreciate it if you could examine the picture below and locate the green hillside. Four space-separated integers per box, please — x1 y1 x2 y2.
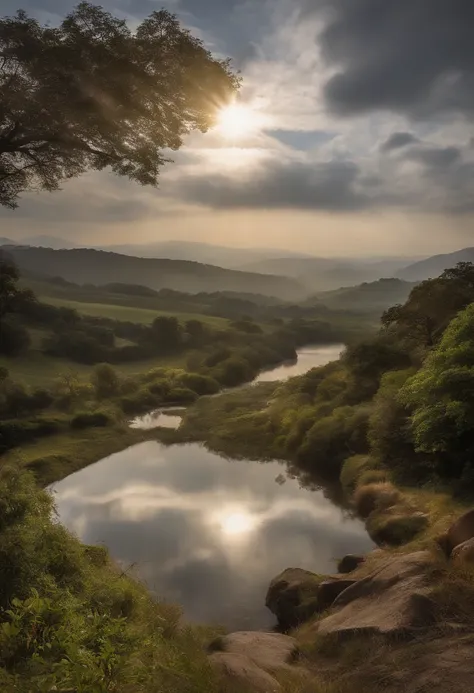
3 245 306 300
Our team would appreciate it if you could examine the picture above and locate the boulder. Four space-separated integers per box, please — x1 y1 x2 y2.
317 579 357 611
337 554 365 574
451 537 474 565
215 632 297 671
446 509 474 556
209 652 282 693
316 551 435 638
266 568 323 630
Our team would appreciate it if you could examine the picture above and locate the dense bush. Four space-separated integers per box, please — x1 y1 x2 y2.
0 318 31 356
0 418 61 452
70 411 110 429
91 363 120 399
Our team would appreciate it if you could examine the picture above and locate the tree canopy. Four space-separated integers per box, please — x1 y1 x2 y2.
400 302 474 458
0 2 238 207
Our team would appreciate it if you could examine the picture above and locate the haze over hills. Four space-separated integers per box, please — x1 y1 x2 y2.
314 278 416 313
2 245 306 300
397 248 474 282
240 256 423 292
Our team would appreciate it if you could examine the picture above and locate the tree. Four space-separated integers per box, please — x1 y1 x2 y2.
0 3 238 208
151 316 181 353
0 252 32 355
91 363 120 399
381 262 474 354
400 303 474 482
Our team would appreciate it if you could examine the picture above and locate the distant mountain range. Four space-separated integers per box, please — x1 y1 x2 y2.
3 234 472 293
397 248 474 282
2 246 306 300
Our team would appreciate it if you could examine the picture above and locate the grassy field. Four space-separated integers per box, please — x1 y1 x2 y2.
0 351 187 387
41 295 229 328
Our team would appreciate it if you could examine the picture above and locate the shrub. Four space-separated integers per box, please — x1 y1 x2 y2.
0 418 61 452
357 469 389 487
91 363 120 399
70 411 110 430
340 455 373 492
0 318 31 356
353 482 401 519
177 372 219 396
166 387 198 404
214 357 253 387
367 511 428 546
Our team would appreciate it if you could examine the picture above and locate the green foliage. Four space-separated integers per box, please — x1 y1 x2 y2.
382 262 474 355
366 511 428 546
400 302 474 485
0 2 238 208
91 363 120 399
0 466 220 692
297 404 372 479
339 455 375 492
353 482 401 520
70 411 110 430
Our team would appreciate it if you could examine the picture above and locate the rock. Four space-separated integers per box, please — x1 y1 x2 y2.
216 632 297 671
451 537 474 565
446 509 474 556
337 554 365 574
317 551 435 638
317 579 357 611
209 652 282 693
266 568 323 630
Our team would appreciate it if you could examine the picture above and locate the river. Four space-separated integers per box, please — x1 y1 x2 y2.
50 343 374 630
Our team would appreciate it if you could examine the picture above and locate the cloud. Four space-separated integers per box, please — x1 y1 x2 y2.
178 158 369 211
406 145 462 170
380 132 419 152
312 0 474 118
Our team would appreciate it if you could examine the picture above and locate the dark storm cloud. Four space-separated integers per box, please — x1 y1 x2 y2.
179 159 370 211
380 132 419 152
310 0 474 118
406 145 462 170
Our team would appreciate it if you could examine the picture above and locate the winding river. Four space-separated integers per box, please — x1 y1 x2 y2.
50 344 374 630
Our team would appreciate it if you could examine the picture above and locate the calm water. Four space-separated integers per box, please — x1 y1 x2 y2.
51 343 373 629
130 409 185 431
253 344 344 382
51 443 372 629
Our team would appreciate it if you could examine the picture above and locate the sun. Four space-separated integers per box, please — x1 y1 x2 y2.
219 511 257 536
216 103 260 139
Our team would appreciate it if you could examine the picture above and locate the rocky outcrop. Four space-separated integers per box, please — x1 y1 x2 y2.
451 537 474 565
337 554 365 574
265 568 361 630
208 632 299 693
209 652 282 693
317 579 357 611
444 509 474 556
265 568 323 630
316 551 435 638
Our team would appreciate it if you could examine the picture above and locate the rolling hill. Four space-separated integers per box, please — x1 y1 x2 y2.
397 248 474 281
315 278 415 313
239 256 420 292
1 245 306 300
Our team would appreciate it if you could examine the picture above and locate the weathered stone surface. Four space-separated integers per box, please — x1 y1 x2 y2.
209 652 282 693
266 568 323 630
337 554 365 574
317 551 435 638
218 632 297 672
446 509 474 556
451 537 474 565
317 579 357 611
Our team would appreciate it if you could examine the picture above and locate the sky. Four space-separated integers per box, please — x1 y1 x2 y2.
1 0 474 257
